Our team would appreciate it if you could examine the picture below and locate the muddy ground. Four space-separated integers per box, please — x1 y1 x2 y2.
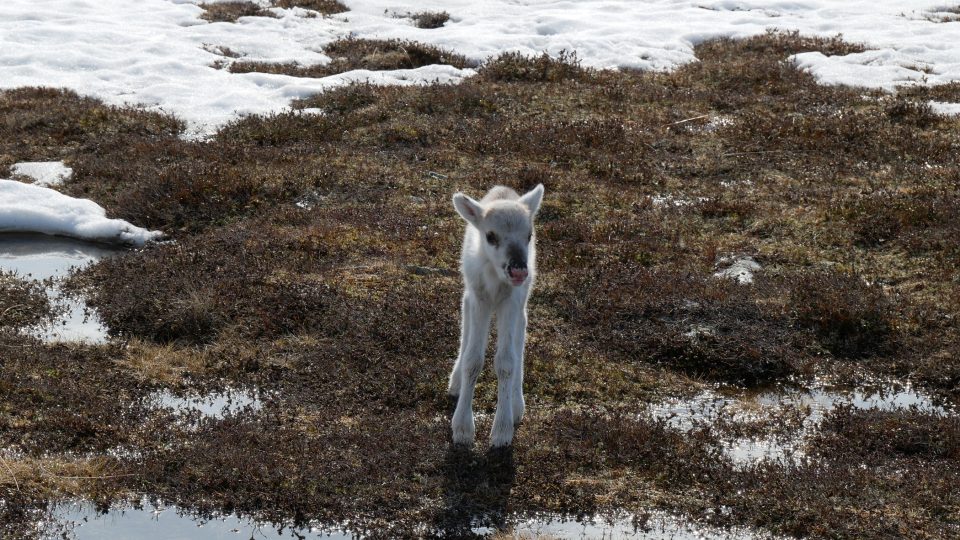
2 28 960 538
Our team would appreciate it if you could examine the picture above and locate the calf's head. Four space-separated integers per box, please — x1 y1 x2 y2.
452 184 544 286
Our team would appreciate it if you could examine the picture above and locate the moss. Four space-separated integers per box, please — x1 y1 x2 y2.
199 2 277 23
271 0 347 15
0 271 53 330
790 270 898 359
229 38 468 78
411 11 450 29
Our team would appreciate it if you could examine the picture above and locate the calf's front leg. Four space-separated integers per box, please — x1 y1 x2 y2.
451 292 492 446
490 298 524 447
511 307 528 426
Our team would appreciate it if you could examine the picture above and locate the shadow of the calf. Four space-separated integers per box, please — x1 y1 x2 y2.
433 443 516 537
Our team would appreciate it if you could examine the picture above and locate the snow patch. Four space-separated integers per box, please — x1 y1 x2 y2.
930 100 960 116
3 1 960 134
651 194 709 208
0 179 162 246
10 161 73 186
650 379 948 466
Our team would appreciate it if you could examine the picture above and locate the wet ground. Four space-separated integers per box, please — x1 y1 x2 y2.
0 233 118 343
651 377 950 467
46 500 351 540
46 504 774 540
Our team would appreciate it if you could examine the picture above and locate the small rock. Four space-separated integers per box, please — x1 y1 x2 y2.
713 255 761 285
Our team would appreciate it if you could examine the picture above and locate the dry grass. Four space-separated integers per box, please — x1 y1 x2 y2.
412 11 450 29
924 6 960 22
271 0 347 15
0 455 128 497
116 340 213 385
0 272 52 330
229 37 468 78
199 2 277 23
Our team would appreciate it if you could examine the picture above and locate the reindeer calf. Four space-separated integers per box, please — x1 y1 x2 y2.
448 184 544 447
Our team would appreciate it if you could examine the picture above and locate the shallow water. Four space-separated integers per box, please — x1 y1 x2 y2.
148 387 263 421
650 380 949 466
47 503 767 540
46 500 351 540
481 512 771 539
0 233 119 343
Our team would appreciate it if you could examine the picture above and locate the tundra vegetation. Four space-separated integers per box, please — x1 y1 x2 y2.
2 30 960 538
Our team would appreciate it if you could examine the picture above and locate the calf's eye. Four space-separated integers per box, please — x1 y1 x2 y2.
486 231 499 245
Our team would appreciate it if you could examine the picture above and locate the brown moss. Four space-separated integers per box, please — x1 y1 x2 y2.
411 11 450 29
271 0 347 15
199 2 277 23
790 270 898 359
480 51 587 83
0 271 53 330
229 38 468 78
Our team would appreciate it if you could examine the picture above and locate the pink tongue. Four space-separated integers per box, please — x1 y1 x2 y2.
509 268 527 280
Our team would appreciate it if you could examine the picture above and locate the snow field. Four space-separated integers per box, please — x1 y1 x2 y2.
1 0 959 242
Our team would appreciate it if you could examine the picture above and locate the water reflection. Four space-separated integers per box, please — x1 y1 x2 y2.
0 233 119 343
47 500 350 540
650 380 949 466
148 388 263 421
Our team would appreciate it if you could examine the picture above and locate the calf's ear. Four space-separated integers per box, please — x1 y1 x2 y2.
519 184 544 216
453 192 484 228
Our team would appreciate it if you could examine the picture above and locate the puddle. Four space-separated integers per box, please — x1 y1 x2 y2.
47 504 770 540
650 380 949 467
0 233 120 343
476 512 772 539
148 387 263 421
45 500 350 540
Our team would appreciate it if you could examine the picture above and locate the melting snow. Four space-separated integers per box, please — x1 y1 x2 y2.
930 101 960 116
10 161 73 187
650 380 950 467
1 1 960 136
0 179 162 246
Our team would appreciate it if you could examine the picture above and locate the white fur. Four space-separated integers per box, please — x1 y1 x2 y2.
448 184 544 447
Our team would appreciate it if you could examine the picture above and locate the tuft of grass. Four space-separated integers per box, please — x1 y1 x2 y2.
896 81 960 102
480 50 587 83
199 2 277 23
924 6 960 22
815 408 960 463
0 87 182 162
411 11 450 29
0 271 53 331
790 271 898 359
271 0 347 15
883 96 940 128
322 37 467 70
116 340 212 385
229 38 468 78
